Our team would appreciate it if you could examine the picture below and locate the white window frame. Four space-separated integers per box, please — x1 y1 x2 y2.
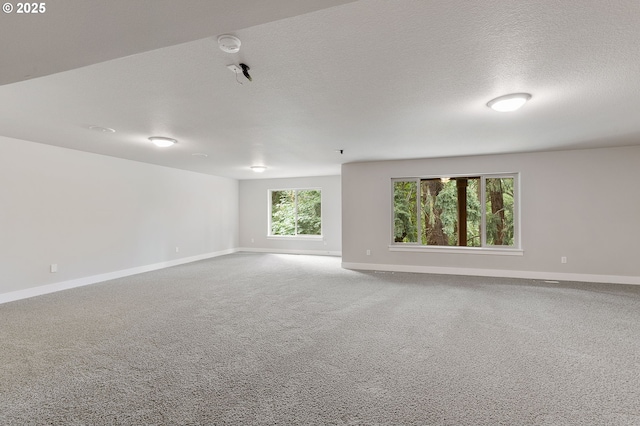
389 173 522 256
267 188 323 240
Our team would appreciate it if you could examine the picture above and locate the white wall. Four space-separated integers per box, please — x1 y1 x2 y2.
239 176 341 255
342 146 640 284
0 136 239 299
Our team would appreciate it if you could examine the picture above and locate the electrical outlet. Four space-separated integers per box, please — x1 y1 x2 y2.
366 249 371 256
50 264 58 273
561 256 567 264
176 247 180 253
251 238 255 243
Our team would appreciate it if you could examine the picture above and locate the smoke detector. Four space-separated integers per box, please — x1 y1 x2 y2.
217 35 241 53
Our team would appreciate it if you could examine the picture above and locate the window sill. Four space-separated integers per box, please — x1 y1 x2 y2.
388 245 523 256
268 235 323 241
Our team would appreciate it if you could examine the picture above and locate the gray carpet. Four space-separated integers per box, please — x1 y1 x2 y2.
1 253 639 425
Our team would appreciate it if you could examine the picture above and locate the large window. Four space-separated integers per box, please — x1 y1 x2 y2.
269 189 322 236
392 174 518 249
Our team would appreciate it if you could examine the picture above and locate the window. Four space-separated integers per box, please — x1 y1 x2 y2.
269 189 322 237
392 174 518 250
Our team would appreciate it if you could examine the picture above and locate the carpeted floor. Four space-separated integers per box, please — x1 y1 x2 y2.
1 253 639 425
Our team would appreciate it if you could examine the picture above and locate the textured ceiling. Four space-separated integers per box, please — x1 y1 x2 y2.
1 0 639 179
0 0 357 86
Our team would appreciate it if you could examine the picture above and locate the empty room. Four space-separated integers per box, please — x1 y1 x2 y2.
1 1 639 424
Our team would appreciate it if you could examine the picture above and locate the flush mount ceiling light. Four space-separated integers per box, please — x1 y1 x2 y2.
250 166 267 173
487 93 532 112
218 35 241 53
149 136 177 147
89 125 115 133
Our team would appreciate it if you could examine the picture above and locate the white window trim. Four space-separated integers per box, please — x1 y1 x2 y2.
388 245 523 256
268 235 324 241
267 187 323 238
390 173 521 253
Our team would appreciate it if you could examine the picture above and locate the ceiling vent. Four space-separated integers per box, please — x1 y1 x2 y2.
217 35 241 53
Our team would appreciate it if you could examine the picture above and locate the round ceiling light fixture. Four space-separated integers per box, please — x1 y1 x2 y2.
217 35 241 53
149 136 177 147
487 93 532 112
250 166 267 173
89 125 115 133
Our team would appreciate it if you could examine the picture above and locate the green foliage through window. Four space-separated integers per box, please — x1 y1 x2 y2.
394 181 418 242
393 175 516 247
419 177 483 246
485 178 514 246
270 189 321 236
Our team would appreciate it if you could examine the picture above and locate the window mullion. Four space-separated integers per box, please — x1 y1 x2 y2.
294 190 298 236
416 178 422 245
513 174 519 248
480 176 487 247
268 190 272 236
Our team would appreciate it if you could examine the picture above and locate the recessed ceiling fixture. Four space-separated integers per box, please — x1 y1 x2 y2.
218 35 241 53
89 125 115 133
192 153 208 158
487 93 532 112
250 166 267 173
149 136 177 147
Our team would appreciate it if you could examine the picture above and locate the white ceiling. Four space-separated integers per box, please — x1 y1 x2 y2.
1 0 639 179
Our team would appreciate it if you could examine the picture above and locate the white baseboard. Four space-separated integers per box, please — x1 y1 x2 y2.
8 252 633 306
238 248 341 257
0 248 239 305
341 262 640 286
